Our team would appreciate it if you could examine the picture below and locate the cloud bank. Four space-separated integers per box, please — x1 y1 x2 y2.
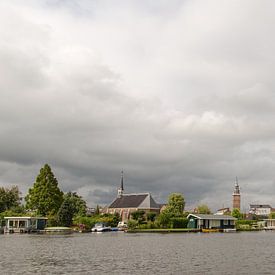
1 0 275 211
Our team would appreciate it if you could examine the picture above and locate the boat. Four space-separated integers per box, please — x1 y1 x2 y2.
91 223 112 232
223 228 237 233
44 227 73 234
202 228 220 233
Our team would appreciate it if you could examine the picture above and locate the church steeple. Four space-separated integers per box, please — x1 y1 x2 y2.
117 170 124 198
232 177 241 210
234 177 240 194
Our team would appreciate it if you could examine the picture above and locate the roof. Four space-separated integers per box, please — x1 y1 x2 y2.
109 193 160 209
4 217 48 220
250 204 272 209
187 214 237 220
216 207 230 211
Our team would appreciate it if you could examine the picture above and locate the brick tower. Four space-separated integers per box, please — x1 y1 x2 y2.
232 177 241 210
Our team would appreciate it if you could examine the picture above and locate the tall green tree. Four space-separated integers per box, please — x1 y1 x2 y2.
0 186 21 213
25 164 63 216
66 192 87 217
57 192 87 227
165 193 185 216
57 198 74 227
197 204 211 214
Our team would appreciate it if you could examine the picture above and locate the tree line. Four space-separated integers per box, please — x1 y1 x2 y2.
1 163 251 231
0 164 102 228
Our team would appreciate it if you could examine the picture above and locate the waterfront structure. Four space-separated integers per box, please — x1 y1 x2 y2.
105 171 160 221
232 177 241 210
4 217 47 233
249 204 272 217
263 219 275 230
187 214 237 230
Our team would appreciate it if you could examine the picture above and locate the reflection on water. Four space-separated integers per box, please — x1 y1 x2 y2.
1 232 275 274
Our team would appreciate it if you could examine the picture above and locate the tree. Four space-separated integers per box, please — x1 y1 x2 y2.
0 186 21 213
25 164 63 216
165 193 185 216
231 208 242 219
146 212 157 222
131 210 145 224
95 205 100 215
57 198 74 227
57 192 87 227
157 211 172 228
197 204 211 214
65 192 87 217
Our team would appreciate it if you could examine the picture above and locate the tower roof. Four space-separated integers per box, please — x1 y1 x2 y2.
233 176 240 195
120 170 124 191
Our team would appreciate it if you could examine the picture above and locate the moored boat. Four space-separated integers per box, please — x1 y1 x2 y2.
223 228 237 233
44 227 73 234
202 228 220 233
91 222 111 232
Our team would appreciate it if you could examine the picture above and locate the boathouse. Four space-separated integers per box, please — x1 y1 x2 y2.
4 216 48 233
187 214 237 230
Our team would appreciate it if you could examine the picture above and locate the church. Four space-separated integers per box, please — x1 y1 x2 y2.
105 172 161 221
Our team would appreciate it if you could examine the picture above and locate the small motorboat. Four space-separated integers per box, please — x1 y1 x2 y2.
202 228 220 233
223 228 237 233
91 223 111 232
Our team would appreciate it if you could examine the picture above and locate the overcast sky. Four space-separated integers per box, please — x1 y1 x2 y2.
1 0 275 211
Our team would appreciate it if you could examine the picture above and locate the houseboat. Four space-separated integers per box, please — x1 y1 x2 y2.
187 214 237 231
4 216 48 233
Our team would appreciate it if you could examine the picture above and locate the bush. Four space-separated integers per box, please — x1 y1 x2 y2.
170 217 188 228
47 215 58 227
127 220 138 230
146 212 157 222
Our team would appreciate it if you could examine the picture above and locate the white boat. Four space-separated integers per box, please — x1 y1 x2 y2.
91 223 111 232
223 228 237 233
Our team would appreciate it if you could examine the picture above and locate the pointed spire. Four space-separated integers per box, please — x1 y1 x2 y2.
121 170 124 191
235 176 238 187
117 170 124 198
233 176 240 194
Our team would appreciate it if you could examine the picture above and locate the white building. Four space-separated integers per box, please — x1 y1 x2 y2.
249 204 272 216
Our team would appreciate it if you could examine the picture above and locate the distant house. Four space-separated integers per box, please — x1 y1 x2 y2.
249 204 272 216
187 214 237 230
4 217 48 233
105 171 160 221
215 207 231 215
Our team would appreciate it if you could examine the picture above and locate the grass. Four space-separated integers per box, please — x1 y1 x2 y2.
126 228 200 233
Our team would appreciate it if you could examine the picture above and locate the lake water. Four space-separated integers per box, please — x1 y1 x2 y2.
1 231 275 274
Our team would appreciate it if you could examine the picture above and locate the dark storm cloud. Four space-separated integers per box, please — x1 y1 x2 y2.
1 0 275 211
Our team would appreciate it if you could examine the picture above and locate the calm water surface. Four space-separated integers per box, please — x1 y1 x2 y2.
1 231 275 274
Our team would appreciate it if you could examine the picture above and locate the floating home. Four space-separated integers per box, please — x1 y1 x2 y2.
4 217 48 233
187 214 237 230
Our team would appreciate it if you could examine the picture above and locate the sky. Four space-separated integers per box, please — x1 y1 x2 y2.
1 0 275 212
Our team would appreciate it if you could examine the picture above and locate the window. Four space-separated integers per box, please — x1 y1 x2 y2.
19 221 26 228
224 220 228 225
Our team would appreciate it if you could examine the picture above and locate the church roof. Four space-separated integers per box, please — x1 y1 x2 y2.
109 193 160 209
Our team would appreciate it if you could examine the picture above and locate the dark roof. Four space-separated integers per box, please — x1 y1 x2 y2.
109 193 160 209
250 204 272 208
109 194 148 208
